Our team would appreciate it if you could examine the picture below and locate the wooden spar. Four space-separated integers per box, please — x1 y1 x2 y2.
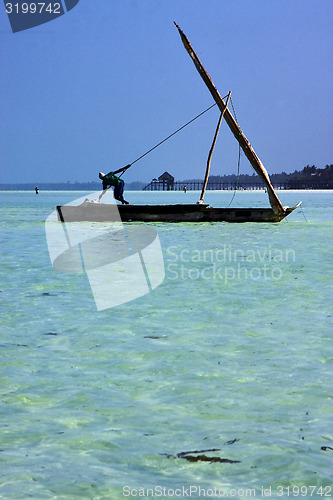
175 22 285 214
199 91 231 204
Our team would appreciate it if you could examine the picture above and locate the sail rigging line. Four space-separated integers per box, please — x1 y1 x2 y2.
226 95 242 208
299 204 308 222
226 143 241 208
230 96 239 127
118 100 231 177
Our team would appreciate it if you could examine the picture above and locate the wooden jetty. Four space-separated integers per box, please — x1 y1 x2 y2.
143 179 289 191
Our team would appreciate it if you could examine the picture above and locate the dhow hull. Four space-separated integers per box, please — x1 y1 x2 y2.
56 203 299 223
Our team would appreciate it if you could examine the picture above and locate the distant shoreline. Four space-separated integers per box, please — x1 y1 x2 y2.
1 164 332 191
1 185 332 192
0 182 145 191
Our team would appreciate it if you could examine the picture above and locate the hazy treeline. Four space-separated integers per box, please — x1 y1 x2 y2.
1 165 332 191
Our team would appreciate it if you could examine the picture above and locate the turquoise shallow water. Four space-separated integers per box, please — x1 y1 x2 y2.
0 190 332 499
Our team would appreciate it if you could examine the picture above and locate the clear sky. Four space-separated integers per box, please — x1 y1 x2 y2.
0 0 332 184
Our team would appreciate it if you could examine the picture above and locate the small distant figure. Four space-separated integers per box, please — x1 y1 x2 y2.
98 166 131 204
35 186 39 194
183 185 187 193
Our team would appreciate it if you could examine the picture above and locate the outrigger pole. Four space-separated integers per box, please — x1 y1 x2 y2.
175 22 285 214
199 91 232 204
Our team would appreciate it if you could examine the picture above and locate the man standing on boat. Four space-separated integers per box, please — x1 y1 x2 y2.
98 165 130 204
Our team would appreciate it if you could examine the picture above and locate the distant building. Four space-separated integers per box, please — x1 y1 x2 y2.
144 172 175 191
158 172 174 190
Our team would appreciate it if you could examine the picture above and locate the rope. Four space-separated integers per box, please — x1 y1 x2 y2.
119 97 231 176
225 96 241 208
299 204 308 222
226 143 241 208
230 96 239 125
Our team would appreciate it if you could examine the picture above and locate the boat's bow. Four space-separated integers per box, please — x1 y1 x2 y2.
283 201 302 217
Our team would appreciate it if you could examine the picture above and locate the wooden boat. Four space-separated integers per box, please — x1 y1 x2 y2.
57 202 299 223
56 24 301 224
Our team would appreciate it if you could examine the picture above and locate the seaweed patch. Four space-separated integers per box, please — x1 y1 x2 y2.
225 438 240 445
161 448 241 464
144 336 166 339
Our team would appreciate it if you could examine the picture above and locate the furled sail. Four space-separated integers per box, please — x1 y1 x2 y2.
175 23 285 214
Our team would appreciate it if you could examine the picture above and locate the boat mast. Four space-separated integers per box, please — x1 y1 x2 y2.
175 23 285 214
199 91 231 204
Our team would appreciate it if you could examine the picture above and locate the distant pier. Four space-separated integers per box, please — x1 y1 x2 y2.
143 177 332 191
143 180 287 191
